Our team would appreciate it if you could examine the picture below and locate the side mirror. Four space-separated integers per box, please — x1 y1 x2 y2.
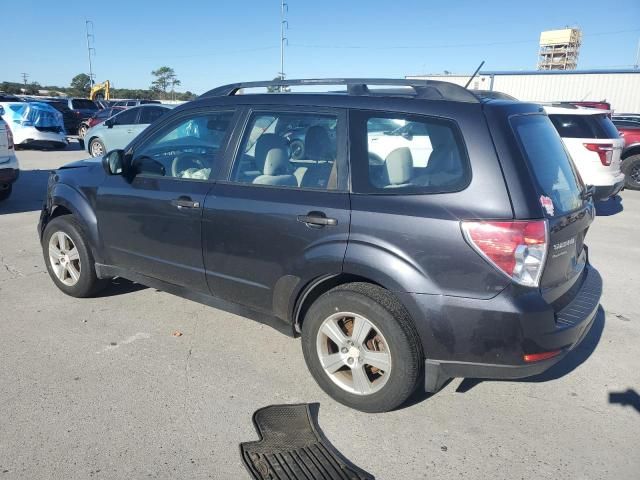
104 118 114 128
102 149 125 175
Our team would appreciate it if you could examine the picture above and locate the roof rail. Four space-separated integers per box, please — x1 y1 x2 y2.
199 78 479 103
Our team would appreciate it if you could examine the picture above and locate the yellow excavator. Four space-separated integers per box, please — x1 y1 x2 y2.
89 80 110 101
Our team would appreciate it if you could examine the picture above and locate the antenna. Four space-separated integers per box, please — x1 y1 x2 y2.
464 60 485 89
85 20 96 86
635 37 640 70
279 0 288 86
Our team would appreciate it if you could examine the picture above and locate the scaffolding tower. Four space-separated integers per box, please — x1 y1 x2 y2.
537 28 582 70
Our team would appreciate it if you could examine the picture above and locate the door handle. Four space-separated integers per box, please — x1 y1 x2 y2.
171 197 200 209
297 211 338 227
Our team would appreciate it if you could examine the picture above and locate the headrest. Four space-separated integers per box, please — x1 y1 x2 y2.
255 134 288 170
262 147 290 176
305 125 332 160
385 148 413 185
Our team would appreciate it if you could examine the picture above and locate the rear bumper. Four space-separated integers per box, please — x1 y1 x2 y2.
0 168 19 186
593 179 625 200
396 264 602 392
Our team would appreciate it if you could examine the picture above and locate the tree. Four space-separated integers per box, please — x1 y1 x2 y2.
151 66 179 99
267 76 284 93
70 73 91 96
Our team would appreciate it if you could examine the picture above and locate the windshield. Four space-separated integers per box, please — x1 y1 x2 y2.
511 114 584 216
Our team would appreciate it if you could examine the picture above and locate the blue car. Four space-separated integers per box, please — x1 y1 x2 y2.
85 104 172 157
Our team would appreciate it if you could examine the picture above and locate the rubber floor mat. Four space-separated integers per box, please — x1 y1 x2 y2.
240 404 374 480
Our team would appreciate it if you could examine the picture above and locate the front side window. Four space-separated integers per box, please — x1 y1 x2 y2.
229 111 339 190
139 107 168 124
112 108 138 125
131 111 235 180
351 111 470 193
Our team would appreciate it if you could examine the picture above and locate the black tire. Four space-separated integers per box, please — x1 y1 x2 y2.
0 184 12 202
78 124 88 138
42 215 107 298
622 154 640 190
89 138 105 157
301 282 423 413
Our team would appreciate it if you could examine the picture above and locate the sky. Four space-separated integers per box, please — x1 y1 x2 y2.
2 0 639 95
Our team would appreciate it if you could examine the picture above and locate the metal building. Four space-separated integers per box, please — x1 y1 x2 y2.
407 69 640 112
538 28 582 70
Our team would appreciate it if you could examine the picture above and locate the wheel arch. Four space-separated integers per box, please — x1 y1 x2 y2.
46 183 104 263
621 144 640 160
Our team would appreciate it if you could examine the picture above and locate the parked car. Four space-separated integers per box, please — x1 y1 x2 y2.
0 101 67 149
39 99 81 136
111 99 161 107
0 94 23 102
84 104 172 157
78 107 126 140
544 105 625 199
612 119 640 190
471 90 517 100
0 106 20 201
39 78 601 413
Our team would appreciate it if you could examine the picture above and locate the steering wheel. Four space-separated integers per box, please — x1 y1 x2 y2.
171 153 205 177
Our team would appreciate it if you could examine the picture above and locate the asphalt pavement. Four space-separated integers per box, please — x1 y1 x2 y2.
1 143 638 479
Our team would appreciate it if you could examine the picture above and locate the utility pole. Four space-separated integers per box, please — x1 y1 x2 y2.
635 38 640 70
21 73 29 85
85 20 96 86
279 0 288 86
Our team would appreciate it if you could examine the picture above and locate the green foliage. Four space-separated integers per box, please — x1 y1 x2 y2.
151 66 180 99
70 73 91 96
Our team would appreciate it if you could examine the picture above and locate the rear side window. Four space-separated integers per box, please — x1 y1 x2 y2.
139 107 167 124
71 99 98 110
350 111 470 193
112 108 139 125
511 114 584 216
549 114 619 139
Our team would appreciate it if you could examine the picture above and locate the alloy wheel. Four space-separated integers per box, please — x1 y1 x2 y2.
316 312 391 395
48 231 81 286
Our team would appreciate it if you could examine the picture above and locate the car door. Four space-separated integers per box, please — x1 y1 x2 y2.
101 107 140 151
96 108 238 291
202 107 350 318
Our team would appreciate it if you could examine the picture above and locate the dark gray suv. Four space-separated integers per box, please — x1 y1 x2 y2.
38 79 602 412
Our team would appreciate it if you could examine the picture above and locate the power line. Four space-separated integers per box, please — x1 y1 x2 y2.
289 28 640 51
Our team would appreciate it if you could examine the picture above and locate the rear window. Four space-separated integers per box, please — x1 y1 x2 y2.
511 114 584 216
549 113 619 139
351 111 470 194
71 99 98 110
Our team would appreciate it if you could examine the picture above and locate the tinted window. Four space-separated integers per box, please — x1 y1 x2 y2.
613 120 640 129
549 113 620 139
112 108 139 125
351 111 469 193
71 99 98 110
132 111 235 180
230 112 339 190
138 107 168 124
512 114 583 216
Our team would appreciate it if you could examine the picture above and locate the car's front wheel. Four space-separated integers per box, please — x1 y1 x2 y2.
89 138 105 157
623 154 640 190
42 215 107 297
0 184 12 202
301 283 423 412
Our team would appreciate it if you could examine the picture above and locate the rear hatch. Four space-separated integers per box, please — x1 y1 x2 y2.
548 112 624 175
511 113 594 305
0 121 10 162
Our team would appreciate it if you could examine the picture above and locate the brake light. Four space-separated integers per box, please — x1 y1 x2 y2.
6 125 13 149
461 220 548 287
584 143 613 166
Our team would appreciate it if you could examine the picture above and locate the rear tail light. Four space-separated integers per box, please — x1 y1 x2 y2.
461 220 548 288
584 143 613 166
6 125 13 149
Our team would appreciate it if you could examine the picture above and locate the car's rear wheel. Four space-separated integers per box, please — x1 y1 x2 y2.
89 138 105 157
0 184 12 202
42 215 107 297
78 124 88 138
301 283 423 412
622 154 640 190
